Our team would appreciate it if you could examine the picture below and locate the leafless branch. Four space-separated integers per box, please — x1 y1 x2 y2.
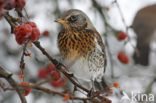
0 66 27 103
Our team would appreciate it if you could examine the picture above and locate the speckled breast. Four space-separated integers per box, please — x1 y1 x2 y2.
58 29 96 61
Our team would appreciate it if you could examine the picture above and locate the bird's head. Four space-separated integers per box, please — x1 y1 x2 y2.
55 9 95 30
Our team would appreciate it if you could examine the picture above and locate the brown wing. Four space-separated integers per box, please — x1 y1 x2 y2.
94 31 107 73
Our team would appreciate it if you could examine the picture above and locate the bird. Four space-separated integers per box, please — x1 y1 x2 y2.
56 9 108 91
133 4 156 66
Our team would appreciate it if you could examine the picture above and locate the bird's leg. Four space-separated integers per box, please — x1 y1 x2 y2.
88 79 95 97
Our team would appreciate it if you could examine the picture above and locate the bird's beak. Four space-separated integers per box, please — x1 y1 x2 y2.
55 19 66 23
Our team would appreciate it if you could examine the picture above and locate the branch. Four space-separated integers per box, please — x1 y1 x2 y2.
20 84 111 102
0 66 27 103
33 41 89 93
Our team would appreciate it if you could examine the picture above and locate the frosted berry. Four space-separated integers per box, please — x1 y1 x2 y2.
15 24 32 37
14 24 32 44
29 28 40 42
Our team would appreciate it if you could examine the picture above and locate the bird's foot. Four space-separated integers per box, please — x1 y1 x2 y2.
88 87 95 97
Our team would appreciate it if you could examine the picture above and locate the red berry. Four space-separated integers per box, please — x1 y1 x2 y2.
26 21 37 28
16 24 32 37
51 78 66 88
48 64 55 72
117 32 127 40
3 0 16 10
38 68 48 79
14 24 32 44
24 88 32 96
29 28 40 42
117 51 129 64
16 0 25 8
50 70 61 81
42 30 49 36
15 34 28 44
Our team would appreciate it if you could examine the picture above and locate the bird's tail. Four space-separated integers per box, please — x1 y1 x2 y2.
133 42 150 66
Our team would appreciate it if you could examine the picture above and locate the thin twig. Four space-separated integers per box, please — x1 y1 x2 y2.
20 43 28 81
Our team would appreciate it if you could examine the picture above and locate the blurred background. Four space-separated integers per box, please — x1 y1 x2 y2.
0 0 156 103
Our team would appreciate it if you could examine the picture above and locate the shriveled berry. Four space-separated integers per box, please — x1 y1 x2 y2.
117 51 129 64
117 32 127 40
29 28 40 42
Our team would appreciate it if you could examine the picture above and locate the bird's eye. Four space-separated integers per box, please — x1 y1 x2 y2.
68 15 77 22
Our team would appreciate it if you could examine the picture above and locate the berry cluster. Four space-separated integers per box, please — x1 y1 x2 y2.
38 64 66 88
117 51 129 64
14 21 40 44
0 0 25 10
0 0 25 18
